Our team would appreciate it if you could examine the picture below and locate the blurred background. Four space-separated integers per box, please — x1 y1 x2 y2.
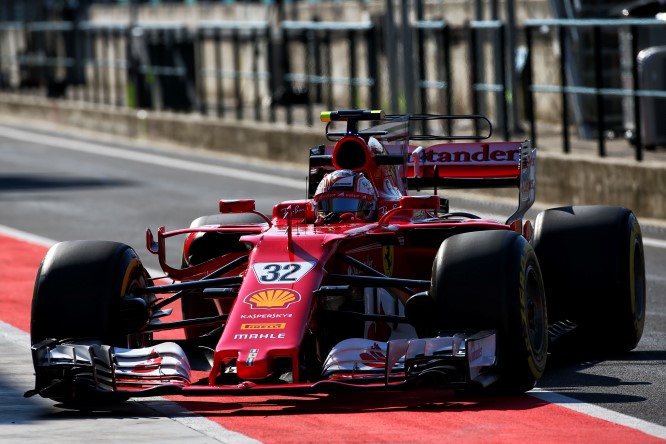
1 0 666 160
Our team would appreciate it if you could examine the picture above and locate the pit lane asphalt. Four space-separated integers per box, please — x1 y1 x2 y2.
0 121 664 435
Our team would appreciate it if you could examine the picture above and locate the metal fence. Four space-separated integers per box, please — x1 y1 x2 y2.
1 17 666 161
196 21 271 121
523 18 666 161
278 21 379 126
0 20 382 125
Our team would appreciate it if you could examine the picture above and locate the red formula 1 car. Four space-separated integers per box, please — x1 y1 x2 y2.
27 110 646 403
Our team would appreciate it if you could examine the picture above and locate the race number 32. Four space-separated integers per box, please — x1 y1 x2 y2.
253 262 315 283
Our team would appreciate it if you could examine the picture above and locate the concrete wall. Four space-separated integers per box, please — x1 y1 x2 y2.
89 1 553 26
1 93 663 221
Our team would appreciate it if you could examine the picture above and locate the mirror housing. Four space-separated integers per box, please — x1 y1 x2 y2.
219 199 256 213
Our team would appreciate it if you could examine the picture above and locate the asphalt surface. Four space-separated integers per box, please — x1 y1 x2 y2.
0 121 664 437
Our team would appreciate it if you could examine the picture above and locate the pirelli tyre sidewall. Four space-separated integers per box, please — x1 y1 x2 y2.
181 213 267 338
31 240 151 348
627 216 647 347
431 230 548 393
532 206 646 352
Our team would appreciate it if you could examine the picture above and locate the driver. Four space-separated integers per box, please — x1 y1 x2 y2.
314 170 377 223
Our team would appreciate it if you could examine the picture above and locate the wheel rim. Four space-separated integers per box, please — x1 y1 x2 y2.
124 263 153 348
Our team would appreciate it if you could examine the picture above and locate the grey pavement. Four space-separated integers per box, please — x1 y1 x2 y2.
0 321 259 444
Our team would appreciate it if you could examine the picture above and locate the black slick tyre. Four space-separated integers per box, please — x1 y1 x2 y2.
532 205 646 353
431 230 548 393
31 240 151 346
30 240 151 404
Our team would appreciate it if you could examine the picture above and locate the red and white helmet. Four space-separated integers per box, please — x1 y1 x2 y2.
314 170 377 222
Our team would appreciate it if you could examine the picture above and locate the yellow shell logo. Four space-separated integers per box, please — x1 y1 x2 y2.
244 289 301 309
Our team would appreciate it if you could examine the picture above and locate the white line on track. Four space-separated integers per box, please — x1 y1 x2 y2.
644 237 666 250
2 223 666 440
0 125 305 190
0 224 57 248
530 389 666 439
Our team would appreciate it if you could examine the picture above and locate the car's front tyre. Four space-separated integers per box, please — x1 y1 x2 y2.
30 240 152 403
430 230 548 393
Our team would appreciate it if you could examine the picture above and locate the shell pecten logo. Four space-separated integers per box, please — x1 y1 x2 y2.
243 289 301 309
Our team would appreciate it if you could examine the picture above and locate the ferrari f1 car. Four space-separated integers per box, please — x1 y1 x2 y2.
27 110 646 403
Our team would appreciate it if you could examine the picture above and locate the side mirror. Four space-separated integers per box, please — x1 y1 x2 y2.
219 199 256 213
146 228 159 254
399 195 440 210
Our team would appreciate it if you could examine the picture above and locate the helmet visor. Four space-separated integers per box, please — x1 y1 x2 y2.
317 197 373 215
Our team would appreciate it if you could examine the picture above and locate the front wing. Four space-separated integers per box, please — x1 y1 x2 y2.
27 331 497 399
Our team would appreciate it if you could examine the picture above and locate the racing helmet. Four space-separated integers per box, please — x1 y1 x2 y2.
314 170 377 222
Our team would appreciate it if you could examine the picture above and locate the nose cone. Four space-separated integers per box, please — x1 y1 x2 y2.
236 347 270 380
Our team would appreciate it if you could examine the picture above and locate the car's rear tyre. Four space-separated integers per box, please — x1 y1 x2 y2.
31 240 151 403
532 205 646 353
181 213 267 338
431 230 548 393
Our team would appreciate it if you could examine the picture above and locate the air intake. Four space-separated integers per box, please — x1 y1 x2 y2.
332 136 371 171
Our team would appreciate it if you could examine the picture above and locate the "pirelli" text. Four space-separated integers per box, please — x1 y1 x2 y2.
234 333 286 340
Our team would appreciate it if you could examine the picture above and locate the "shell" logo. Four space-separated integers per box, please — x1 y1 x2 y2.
243 289 301 309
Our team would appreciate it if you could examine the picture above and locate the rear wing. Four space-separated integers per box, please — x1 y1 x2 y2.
308 110 536 223
406 140 536 224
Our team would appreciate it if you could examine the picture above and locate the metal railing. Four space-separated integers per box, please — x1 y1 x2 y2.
413 20 453 128
1 17 666 161
0 20 381 125
469 20 510 141
524 18 666 161
196 21 271 121
279 20 379 126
